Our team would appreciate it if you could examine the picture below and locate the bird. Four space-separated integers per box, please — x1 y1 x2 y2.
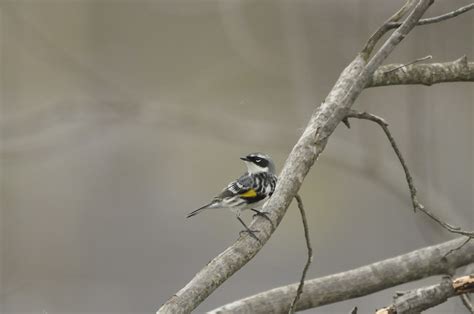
186 152 277 241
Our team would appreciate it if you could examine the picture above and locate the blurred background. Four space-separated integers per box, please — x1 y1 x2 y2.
0 0 473 313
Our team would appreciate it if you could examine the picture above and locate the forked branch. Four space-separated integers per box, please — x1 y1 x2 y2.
362 0 417 58
388 3 474 28
362 2 474 58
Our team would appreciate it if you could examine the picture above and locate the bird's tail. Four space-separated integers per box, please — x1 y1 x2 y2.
186 201 218 218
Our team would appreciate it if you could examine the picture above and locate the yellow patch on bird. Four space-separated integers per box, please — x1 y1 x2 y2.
240 189 257 198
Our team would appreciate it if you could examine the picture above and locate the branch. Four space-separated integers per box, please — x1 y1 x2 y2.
345 111 417 212
376 275 474 314
157 1 434 312
363 2 474 57
361 0 417 58
368 56 474 87
387 3 474 28
210 237 474 313
289 194 313 314
461 291 474 314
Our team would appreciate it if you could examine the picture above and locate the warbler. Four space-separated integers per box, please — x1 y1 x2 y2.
186 152 277 241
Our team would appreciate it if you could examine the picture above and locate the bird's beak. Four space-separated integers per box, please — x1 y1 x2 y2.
240 156 250 161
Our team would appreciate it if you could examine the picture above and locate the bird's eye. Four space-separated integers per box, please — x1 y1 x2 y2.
255 158 262 163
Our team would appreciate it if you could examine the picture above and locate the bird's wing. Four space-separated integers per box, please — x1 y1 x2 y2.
217 174 253 199
217 174 266 204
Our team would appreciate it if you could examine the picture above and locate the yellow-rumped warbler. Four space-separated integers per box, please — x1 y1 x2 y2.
186 152 277 241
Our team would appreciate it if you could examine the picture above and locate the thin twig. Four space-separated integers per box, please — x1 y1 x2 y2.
383 55 432 73
388 3 474 28
444 237 472 258
345 110 474 243
288 194 313 314
461 293 474 314
345 111 418 212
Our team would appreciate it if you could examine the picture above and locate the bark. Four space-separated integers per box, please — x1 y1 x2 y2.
368 56 474 87
376 275 474 314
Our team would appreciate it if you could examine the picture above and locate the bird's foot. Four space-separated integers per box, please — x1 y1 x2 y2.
236 216 262 243
250 209 274 229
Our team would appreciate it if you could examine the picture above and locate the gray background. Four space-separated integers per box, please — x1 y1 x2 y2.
0 0 473 313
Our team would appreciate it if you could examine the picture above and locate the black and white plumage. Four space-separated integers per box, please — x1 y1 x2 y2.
186 153 277 240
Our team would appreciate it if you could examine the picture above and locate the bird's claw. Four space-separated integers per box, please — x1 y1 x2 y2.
239 229 261 243
250 209 274 229
236 216 262 243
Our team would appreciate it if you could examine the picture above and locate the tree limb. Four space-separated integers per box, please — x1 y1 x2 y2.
209 237 474 313
368 56 474 87
157 1 434 312
376 275 474 314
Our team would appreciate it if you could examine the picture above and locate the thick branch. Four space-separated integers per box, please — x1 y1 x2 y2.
368 56 474 87
210 237 474 313
376 275 474 314
157 1 433 312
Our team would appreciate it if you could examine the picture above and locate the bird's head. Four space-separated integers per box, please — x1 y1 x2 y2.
240 152 275 174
